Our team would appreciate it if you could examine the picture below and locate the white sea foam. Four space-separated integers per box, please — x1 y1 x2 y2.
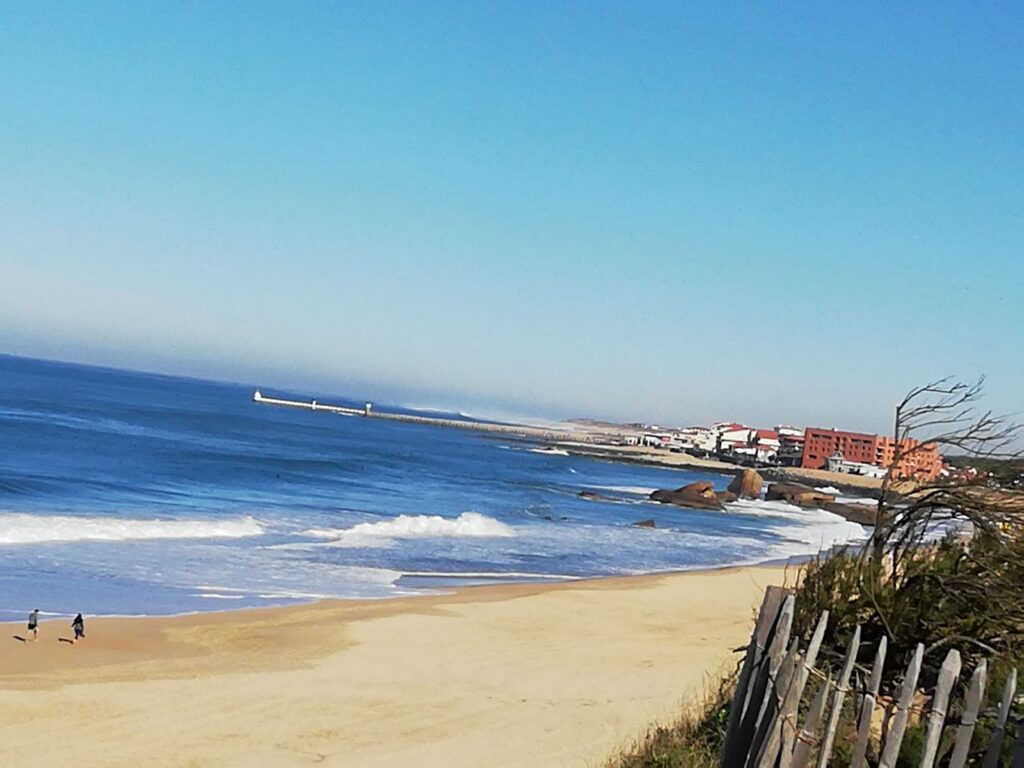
0 514 265 546
815 486 842 494
195 593 246 600
723 498 867 557
302 511 515 548
401 570 581 580
837 496 879 506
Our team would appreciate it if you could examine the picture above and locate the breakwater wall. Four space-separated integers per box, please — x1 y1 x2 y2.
252 390 597 443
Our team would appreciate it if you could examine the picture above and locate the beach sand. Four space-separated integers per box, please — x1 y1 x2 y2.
1 565 793 767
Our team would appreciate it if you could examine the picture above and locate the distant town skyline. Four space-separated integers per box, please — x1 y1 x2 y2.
2 3 1021 433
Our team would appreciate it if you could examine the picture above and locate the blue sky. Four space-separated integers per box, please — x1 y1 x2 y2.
1 2 1021 431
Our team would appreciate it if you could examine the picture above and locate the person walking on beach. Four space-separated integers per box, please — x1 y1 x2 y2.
71 613 85 641
27 609 40 641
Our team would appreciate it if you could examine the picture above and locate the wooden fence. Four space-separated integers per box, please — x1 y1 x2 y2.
720 586 1023 767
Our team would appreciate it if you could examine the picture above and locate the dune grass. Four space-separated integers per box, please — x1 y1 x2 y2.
606 678 734 768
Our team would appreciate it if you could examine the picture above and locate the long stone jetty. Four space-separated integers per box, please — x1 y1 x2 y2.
252 390 598 443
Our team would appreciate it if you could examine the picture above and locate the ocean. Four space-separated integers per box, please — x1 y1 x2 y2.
0 354 864 618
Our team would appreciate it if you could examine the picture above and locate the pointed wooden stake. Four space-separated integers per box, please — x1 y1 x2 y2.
920 648 962 767
879 643 924 768
948 660 987 768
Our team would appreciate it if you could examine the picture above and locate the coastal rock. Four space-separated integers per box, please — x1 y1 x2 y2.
578 491 605 502
649 481 724 511
728 468 763 500
824 501 878 526
632 518 656 528
765 482 836 508
716 491 738 504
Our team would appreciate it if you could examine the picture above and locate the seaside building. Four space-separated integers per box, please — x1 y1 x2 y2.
642 432 673 448
713 422 755 451
670 426 718 454
801 427 942 480
727 429 780 463
825 452 888 479
775 426 806 466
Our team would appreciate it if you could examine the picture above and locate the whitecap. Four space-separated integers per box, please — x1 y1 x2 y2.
302 511 515 548
0 514 264 546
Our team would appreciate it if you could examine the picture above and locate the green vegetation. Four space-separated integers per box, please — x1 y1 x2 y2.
794 532 1024 687
945 454 1024 489
795 538 1023 764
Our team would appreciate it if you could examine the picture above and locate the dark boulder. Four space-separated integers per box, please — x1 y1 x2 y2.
765 482 836 508
632 518 657 528
650 481 724 511
824 501 878 526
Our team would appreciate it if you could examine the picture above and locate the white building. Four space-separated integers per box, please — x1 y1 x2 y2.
826 452 888 479
670 426 718 454
714 423 755 451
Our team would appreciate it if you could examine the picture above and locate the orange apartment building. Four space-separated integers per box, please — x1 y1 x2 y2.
801 427 943 480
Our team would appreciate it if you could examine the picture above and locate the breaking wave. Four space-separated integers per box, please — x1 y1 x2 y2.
724 499 867 556
0 514 265 546
303 511 515 547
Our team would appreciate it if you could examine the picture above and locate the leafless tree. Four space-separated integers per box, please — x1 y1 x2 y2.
870 376 1023 565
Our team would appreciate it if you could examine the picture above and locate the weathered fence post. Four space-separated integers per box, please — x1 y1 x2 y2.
750 640 801 767
816 625 862 768
791 675 832 768
983 668 1018 768
920 648 962 767
948 660 987 768
721 587 790 768
850 636 887 768
879 643 924 768
735 595 796 768
783 611 829 766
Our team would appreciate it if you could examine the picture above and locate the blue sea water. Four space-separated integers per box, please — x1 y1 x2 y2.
0 355 864 618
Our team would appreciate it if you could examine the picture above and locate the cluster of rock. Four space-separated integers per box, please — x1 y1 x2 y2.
648 470 878 525
764 482 879 525
648 469 764 511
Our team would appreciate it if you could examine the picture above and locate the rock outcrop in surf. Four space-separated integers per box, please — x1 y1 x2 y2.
727 468 763 500
764 482 835 507
764 482 879 525
649 481 734 511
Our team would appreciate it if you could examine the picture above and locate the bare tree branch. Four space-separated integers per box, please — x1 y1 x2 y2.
870 376 1023 562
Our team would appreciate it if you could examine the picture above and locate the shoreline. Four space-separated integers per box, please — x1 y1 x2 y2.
2 557 806 626
0 556 812 624
1 564 794 767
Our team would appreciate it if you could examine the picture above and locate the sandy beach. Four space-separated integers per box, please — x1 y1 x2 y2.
0 565 792 767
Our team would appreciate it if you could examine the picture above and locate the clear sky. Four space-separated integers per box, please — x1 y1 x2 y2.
1 2 1021 431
